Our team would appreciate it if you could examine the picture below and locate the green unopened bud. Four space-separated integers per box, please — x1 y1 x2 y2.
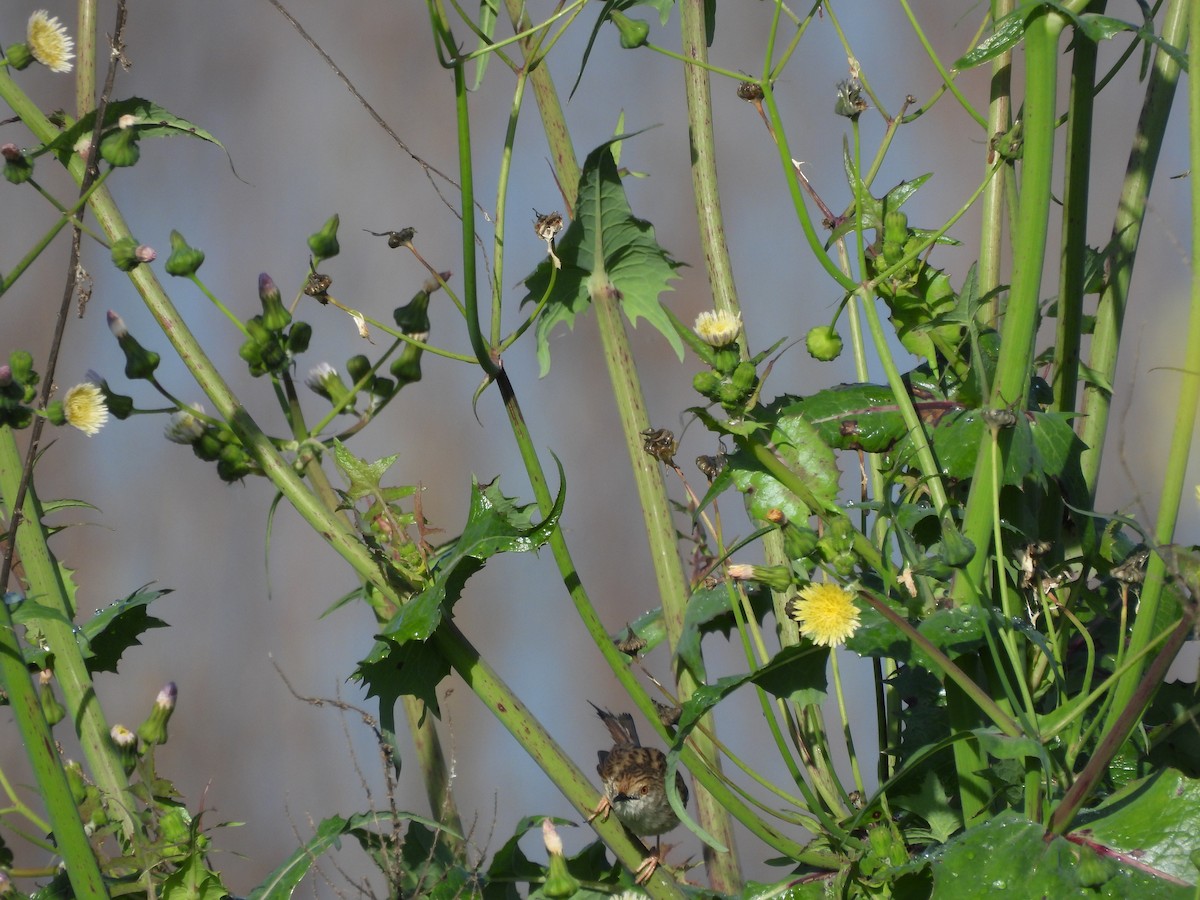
371 376 394 399
8 350 35 385
44 398 67 426
305 363 350 406
692 369 721 399
731 360 758 393
717 380 748 408
136 682 177 747
712 346 740 377
728 563 794 592
307 213 341 262
110 724 138 773
192 428 224 461
107 310 160 379
217 445 253 482
5 42 34 70
831 550 858 578
64 760 88 804
541 819 580 899
610 11 650 49
883 210 909 247
782 523 820 561
164 403 206 444
99 127 140 167
393 289 431 339
39 669 66 726
86 370 135 420
805 325 843 362
346 354 372 385
287 320 312 355
258 273 291 332
390 344 422 387
111 236 153 271
2 142 33 184
164 230 205 277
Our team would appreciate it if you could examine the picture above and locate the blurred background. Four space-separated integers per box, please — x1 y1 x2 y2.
1 1 1194 895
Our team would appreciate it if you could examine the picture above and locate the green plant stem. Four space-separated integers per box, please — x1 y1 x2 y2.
953 12 1064 606
1050 3 1104 414
0 429 141 848
1099 0 1194 735
896 0 987 127
0 462 109 900
75 0 97 116
978 0 1014 320
1078 0 1190 496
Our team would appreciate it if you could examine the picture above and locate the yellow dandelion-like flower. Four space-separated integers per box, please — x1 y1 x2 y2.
26 10 75 73
786 582 860 648
63 383 108 436
693 309 742 347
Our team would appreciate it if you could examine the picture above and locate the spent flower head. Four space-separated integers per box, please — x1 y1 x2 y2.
786 581 860 648
164 403 206 444
62 382 108 436
693 309 742 347
26 10 74 73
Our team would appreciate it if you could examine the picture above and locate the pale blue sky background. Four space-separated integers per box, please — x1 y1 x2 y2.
2 1 1194 895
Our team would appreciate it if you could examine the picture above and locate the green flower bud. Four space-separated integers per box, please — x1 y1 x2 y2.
731 360 758 393
729 563 794 592
610 11 650 49
9 350 35 385
111 237 143 272
782 523 820 561
371 376 394 399
110 724 138 774
831 550 858 578
346 354 372 384
717 380 749 409
136 682 177 747
217 453 254 482
712 346 740 377
883 210 909 247
38 670 66 727
64 760 88 805
393 289 431 338
287 321 312 355
99 127 140 167
805 325 843 361
192 428 224 461
258 273 292 332
304 363 350 406
44 399 67 426
164 230 205 277
692 369 721 398
107 311 161 379
2 142 33 184
541 820 580 899
5 43 34 70
307 213 341 262
87 370 135 420
390 344 422 387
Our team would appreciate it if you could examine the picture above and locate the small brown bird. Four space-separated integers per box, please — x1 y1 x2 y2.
587 702 687 882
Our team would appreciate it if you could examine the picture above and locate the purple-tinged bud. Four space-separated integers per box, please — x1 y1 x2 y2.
107 310 160 380
111 236 146 271
0 365 11 387
258 272 291 332
540 819 580 899
136 244 156 263
728 563 795 592
136 682 177 746
2 142 33 185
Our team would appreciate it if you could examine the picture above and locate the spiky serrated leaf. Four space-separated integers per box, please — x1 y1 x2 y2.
522 142 684 376
332 440 400 502
81 587 171 673
36 97 226 163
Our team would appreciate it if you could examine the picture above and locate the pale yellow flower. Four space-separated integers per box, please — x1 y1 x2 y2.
693 309 742 347
63 383 108 436
786 582 860 648
26 10 74 73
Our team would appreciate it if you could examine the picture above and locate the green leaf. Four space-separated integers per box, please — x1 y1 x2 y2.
249 812 454 900
470 0 499 90
892 809 1192 898
80 586 171 673
892 771 961 843
1074 769 1200 883
522 141 684 376
36 97 226 163
160 848 229 900
953 5 1036 70
332 440 400 502
727 399 840 522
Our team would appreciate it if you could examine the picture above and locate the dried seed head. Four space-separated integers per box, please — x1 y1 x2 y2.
737 82 764 102
641 427 678 467
615 624 647 657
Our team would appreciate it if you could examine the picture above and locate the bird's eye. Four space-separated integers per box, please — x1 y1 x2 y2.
640 785 650 796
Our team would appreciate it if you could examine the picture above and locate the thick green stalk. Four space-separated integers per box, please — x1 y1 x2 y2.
0 449 109 900
952 13 1064 605
1099 1 1194 735
1077 0 1190 495
0 430 140 844
978 0 1013 318
74 0 96 116
948 12 1065 822
1051 3 1104 414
